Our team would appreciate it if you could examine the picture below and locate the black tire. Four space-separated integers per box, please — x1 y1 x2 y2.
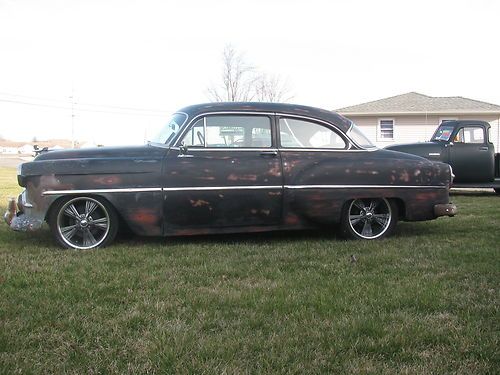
340 198 397 240
49 196 119 249
494 188 500 195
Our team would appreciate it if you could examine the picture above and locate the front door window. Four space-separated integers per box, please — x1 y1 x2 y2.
181 115 272 148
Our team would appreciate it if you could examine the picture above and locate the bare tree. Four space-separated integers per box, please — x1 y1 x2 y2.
207 45 293 103
206 45 256 102
254 73 293 103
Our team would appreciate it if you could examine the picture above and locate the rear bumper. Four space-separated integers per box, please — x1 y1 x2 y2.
434 203 458 217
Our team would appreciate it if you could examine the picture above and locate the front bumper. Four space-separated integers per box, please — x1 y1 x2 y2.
434 203 458 217
4 195 43 232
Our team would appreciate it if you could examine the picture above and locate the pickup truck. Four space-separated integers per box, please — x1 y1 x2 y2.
386 120 500 193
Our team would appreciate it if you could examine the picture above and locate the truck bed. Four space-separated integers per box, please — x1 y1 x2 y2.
452 179 500 189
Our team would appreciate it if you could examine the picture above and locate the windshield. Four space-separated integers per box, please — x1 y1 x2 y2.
151 113 188 145
431 124 455 141
347 122 376 149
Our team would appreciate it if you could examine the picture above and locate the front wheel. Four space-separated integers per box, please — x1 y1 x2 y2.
340 198 397 240
49 196 119 249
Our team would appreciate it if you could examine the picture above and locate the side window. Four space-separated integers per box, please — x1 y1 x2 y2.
279 118 347 149
182 115 272 148
454 127 485 144
181 118 204 146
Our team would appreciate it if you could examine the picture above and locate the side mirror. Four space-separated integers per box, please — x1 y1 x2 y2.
179 142 188 154
177 142 193 158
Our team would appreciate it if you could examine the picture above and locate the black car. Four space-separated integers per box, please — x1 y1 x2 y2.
5 102 456 249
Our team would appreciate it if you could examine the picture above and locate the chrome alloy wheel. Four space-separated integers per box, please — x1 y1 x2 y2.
56 197 110 249
347 198 392 239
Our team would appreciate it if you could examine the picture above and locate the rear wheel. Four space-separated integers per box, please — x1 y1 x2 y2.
49 196 118 249
341 198 397 240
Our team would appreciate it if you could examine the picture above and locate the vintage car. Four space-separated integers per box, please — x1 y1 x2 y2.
4 102 457 249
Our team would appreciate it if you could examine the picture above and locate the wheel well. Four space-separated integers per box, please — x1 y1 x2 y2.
389 198 406 220
45 194 121 222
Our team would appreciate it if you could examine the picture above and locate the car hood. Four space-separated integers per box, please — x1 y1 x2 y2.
34 145 163 161
385 142 445 163
20 145 167 179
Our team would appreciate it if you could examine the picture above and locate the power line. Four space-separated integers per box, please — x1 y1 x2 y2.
0 91 70 104
0 98 71 110
0 91 171 114
0 98 170 117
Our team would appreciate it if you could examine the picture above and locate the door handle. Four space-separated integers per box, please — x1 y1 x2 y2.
260 150 278 157
479 146 489 151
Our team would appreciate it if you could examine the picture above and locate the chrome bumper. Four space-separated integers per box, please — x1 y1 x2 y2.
4 196 43 231
434 203 457 217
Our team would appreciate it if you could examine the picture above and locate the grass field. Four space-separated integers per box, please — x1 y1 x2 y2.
0 166 498 374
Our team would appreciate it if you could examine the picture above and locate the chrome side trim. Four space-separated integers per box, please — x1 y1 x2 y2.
428 153 441 156
41 183 446 196
278 148 368 153
42 186 282 196
170 147 368 153
284 184 447 189
42 188 162 196
171 147 279 152
163 186 282 192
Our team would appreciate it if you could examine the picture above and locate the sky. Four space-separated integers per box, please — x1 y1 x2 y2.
0 0 499 145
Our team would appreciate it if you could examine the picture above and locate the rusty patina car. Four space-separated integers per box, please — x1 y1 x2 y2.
4 102 457 249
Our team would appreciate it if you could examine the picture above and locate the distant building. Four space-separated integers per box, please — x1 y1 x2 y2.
18 144 34 155
0 139 74 154
337 92 500 148
1 147 17 154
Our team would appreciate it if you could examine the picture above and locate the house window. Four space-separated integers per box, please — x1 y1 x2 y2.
378 119 394 140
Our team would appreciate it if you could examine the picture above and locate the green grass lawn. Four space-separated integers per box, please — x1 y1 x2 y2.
0 166 498 374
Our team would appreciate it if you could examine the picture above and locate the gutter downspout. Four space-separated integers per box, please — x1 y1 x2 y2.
425 110 428 140
497 116 500 151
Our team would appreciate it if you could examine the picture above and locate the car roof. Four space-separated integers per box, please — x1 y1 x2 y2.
441 120 491 128
176 102 353 133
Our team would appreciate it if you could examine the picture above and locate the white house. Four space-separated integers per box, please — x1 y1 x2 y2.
337 92 500 148
18 144 34 155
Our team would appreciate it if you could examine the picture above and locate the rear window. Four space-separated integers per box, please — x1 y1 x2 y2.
347 123 375 149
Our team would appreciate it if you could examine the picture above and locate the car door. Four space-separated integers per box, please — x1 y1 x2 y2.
162 113 283 231
278 116 353 223
448 125 495 182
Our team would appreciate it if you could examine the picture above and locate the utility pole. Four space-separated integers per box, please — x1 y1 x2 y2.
70 87 75 148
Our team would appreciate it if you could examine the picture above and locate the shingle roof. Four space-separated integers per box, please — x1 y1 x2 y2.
336 92 500 115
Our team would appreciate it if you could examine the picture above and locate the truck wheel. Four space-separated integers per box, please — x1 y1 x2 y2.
340 198 397 240
49 196 118 250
